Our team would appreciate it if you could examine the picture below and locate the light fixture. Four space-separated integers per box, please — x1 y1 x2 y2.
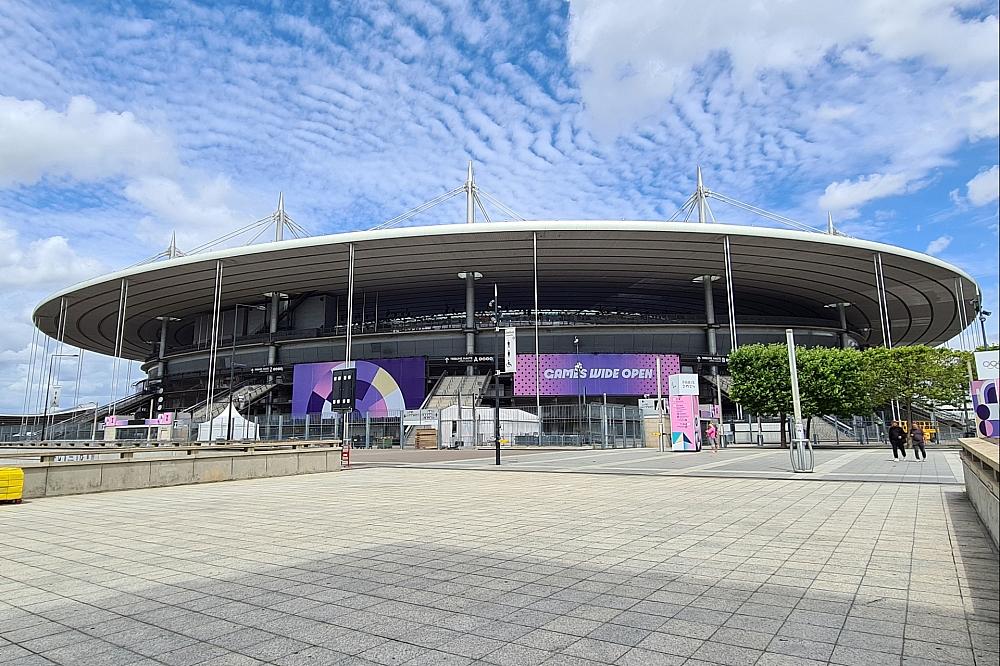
692 275 720 283
457 271 483 280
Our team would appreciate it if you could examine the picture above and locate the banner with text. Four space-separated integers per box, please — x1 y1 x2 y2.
292 357 425 417
513 353 681 397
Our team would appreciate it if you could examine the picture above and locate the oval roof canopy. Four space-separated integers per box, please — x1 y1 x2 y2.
33 221 980 359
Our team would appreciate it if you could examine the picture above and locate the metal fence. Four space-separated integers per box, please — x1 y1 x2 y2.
3 404 971 448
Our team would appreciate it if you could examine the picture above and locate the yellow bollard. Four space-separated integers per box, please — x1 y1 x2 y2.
0 467 24 504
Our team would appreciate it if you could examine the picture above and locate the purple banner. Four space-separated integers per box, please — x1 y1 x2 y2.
514 354 681 397
291 357 426 416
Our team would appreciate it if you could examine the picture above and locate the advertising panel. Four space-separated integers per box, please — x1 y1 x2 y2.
974 350 999 380
971 379 998 438
513 354 681 397
668 373 699 395
291 357 425 416
669 394 700 451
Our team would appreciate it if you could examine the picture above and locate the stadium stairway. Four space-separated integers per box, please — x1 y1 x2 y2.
404 373 491 447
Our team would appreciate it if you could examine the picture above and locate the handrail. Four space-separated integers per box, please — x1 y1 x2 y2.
160 311 845 357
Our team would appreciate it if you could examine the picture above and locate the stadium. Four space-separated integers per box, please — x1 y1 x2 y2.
19 169 983 446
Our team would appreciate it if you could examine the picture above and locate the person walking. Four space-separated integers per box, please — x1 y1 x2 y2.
888 421 907 461
706 422 719 453
910 424 927 461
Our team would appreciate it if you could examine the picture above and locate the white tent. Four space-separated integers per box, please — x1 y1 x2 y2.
437 405 540 448
197 405 258 441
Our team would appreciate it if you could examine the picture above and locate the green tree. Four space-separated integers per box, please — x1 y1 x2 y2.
729 344 874 444
863 346 970 426
798 346 873 420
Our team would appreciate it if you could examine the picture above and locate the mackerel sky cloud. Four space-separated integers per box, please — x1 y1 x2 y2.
0 0 997 411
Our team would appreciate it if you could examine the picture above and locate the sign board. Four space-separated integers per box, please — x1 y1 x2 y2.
694 355 728 365
971 379 998 438
503 327 517 373
291 357 426 416
328 368 357 410
638 397 665 416
403 409 438 423
698 404 721 420
441 355 495 365
668 373 699 396
974 350 999 380
514 354 681 396
144 412 174 426
669 394 700 451
249 365 285 374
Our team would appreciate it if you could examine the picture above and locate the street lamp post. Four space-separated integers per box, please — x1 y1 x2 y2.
227 303 267 440
41 353 79 442
574 336 584 444
977 305 991 348
489 284 502 466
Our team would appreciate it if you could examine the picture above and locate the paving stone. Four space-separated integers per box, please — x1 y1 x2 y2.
613 647 685 665
710 626 773 650
635 631 703 658
690 641 763 666
0 463 994 666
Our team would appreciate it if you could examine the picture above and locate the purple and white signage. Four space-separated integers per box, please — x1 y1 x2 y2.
514 354 681 397
291 357 426 417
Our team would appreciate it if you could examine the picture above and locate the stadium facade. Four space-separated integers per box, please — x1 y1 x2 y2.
25 169 983 443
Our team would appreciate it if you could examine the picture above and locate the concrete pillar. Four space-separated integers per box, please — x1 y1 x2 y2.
703 276 717 356
465 272 475 375
266 292 280 419
157 318 169 378
838 302 849 349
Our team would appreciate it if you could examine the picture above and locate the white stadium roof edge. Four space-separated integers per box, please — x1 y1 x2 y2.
32 220 981 359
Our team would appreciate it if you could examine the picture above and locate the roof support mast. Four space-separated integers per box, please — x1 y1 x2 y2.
696 166 708 224
696 167 721 421
464 162 477 372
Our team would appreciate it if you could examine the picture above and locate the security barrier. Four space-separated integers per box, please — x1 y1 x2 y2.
0 467 24 503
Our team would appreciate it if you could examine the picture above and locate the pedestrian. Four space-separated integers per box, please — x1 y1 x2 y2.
706 422 719 453
888 421 907 461
910 424 927 461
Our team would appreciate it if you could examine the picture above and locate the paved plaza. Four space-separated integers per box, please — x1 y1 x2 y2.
353 447 968 485
1 456 998 666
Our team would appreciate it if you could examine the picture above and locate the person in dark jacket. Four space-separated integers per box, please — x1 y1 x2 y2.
910 425 927 461
888 421 907 461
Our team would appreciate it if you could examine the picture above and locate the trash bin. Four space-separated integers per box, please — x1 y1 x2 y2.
0 467 24 504
379 437 393 449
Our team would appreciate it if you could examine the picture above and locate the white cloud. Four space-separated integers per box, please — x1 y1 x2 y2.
0 95 175 187
967 165 999 206
123 174 252 249
567 0 998 131
0 221 103 288
818 172 910 212
926 235 953 255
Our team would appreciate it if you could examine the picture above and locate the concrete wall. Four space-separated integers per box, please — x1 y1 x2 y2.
962 457 1000 549
18 448 341 500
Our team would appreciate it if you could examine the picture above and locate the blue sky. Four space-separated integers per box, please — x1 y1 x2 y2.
0 0 997 412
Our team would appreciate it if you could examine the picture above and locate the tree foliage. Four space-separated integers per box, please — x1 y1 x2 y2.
729 343 968 425
728 344 871 419
864 346 970 420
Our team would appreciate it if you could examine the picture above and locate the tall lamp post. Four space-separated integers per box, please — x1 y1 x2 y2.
227 303 267 440
488 284 502 465
41 353 79 442
976 303 991 348
574 336 584 444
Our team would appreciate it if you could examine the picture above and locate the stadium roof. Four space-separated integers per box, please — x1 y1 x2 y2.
33 221 980 359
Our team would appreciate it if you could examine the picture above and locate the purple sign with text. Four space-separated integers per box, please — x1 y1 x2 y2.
514 354 681 397
291 357 425 416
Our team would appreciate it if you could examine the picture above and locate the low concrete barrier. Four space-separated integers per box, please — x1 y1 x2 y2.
16 447 341 499
959 438 999 549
